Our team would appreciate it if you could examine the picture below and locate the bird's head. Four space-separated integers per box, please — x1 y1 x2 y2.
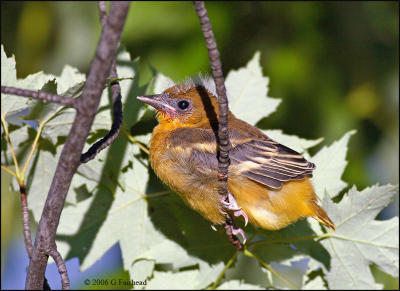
137 78 223 129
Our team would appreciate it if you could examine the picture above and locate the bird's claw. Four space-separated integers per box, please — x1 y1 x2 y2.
220 192 240 211
211 224 218 231
220 199 240 211
232 225 247 244
233 209 248 226
220 192 248 226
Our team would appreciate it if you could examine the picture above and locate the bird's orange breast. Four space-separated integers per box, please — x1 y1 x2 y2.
149 124 227 224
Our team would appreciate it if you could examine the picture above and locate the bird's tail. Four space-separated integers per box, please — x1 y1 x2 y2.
312 203 335 231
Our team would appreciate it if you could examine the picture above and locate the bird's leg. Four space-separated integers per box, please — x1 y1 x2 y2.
220 192 248 226
223 216 246 250
230 224 247 244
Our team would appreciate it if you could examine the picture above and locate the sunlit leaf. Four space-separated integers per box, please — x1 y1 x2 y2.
310 130 356 198
217 280 264 290
263 129 323 154
1 45 52 122
320 184 399 289
226 51 281 125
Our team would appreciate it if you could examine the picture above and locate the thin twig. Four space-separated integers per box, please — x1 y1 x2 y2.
19 183 51 290
98 1 107 26
48 249 70 290
80 1 123 163
79 94 122 162
193 1 242 250
1 86 76 107
19 184 33 258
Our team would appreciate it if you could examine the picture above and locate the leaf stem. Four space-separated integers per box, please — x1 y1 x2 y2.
1 116 21 180
209 251 239 289
20 123 44 181
243 248 297 290
125 131 150 155
1 164 17 177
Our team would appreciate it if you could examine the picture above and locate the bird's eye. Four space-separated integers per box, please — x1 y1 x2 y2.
178 100 190 110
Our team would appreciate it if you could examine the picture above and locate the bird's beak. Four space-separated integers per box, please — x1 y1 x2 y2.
137 93 177 116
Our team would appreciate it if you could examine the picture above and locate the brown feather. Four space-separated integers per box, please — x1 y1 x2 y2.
144 83 335 231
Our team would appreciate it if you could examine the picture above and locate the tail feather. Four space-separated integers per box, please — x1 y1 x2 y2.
312 204 335 231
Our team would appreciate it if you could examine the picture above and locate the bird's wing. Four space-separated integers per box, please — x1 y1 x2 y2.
230 136 315 189
168 125 315 190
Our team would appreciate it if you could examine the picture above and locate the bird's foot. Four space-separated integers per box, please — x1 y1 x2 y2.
231 224 247 244
220 192 248 226
223 220 247 248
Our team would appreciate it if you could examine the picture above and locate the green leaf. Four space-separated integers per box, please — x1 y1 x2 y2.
263 129 323 154
146 270 199 289
319 184 399 289
1 126 31 164
53 65 86 95
130 260 155 282
152 72 174 94
24 65 86 144
303 275 327 290
225 252 272 288
26 138 96 221
268 258 309 289
217 280 264 290
310 130 356 198
1 45 17 87
27 147 62 221
225 51 281 125
78 144 150 271
1 45 53 122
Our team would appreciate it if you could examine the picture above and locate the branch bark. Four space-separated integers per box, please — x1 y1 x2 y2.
25 2 131 289
193 1 243 250
1 86 76 107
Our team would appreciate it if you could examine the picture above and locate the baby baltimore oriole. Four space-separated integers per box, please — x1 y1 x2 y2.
137 76 335 242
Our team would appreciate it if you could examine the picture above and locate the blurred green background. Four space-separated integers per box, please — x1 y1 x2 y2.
1 1 398 289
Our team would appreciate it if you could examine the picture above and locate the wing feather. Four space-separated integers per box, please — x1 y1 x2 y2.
231 138 315 189
167 124 315 190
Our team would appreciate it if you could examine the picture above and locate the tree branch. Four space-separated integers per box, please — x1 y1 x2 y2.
19 184 33 258
48 249 70 289
19 184 52 290
25 2 131 289
1 86 76 107
193 1 243 250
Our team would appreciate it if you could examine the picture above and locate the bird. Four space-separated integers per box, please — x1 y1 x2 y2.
137 76 335 242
